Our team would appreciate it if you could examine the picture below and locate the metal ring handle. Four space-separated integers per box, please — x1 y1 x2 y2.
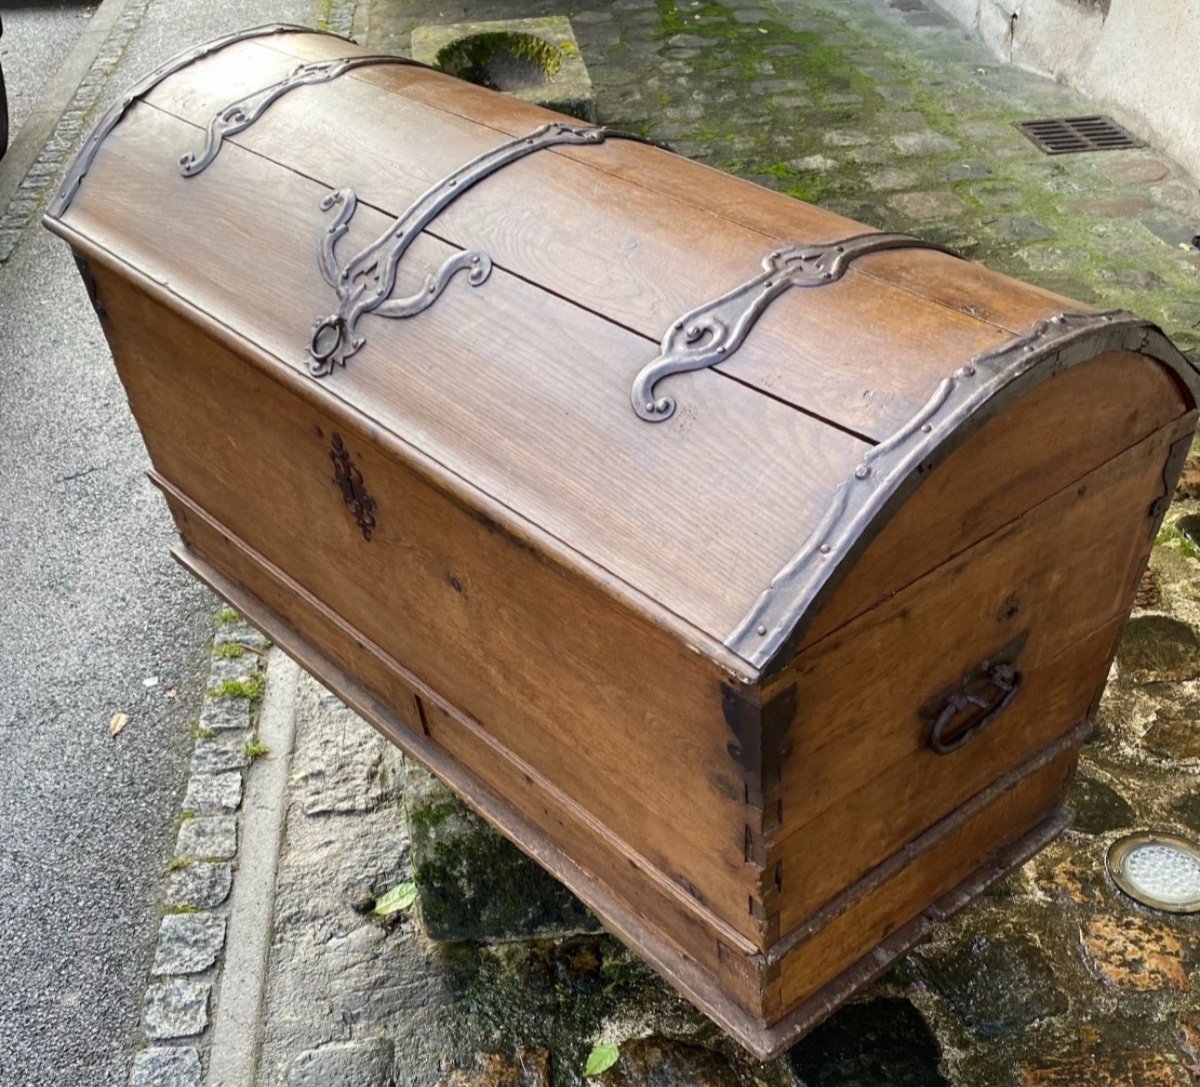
928 664 1021 755
309 315 345 369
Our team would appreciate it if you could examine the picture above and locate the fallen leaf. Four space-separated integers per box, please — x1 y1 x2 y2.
585 1044 620 1078
109 712 128 737
373 881 418 917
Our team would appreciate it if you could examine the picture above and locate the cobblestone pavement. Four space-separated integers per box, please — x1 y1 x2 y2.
366 0 1200 363
226 1 1200 1085
128 614 268 1087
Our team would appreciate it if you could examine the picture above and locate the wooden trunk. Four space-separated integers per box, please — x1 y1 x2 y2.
43 25 1199 1058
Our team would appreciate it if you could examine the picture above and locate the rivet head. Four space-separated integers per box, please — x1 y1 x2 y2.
854 465 871 480
921 423 933 433
819 543 831 554
756 624 767 636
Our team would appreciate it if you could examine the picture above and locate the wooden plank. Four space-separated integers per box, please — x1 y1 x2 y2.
771 620 1118 931
88 261 768 941
165 535 777 1041
67 105 869 644
762 419 1183 930
139 35 1019 443
771 746 1076 1012
801 351 1189 647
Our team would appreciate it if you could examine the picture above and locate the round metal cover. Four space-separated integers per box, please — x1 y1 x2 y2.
1106 831 1200 914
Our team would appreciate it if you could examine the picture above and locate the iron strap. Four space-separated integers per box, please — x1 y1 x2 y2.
47 23 353 218
179 54 433 178
631 233 961 422
308 123 657 376
727 310 1200 672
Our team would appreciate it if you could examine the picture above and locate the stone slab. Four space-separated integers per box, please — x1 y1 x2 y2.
411 17 596 123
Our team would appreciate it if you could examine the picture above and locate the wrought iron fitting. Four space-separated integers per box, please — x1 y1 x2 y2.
330 432 376 540
307 122 647 375
631 233 960 422
47 24 352 218
728 308 1198 672
179 55 429 178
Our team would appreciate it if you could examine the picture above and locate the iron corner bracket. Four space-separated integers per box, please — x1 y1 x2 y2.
727 310 1200 674
46 23 355 219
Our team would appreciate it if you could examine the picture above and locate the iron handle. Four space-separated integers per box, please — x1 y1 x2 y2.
927 662 1021 755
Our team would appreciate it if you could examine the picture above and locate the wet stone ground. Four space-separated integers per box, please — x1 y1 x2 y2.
253 0 1200 1083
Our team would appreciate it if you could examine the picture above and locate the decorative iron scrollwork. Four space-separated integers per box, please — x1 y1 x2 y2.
330 432 376 540
308 122 650 376
179 55 427 177
631 233 960 422
47 24 354 218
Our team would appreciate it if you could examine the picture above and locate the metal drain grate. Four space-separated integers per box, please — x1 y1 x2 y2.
1016 115 1142 154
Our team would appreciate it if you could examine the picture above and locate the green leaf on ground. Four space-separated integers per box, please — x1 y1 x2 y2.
584 1043 620 1077
373 881 418 917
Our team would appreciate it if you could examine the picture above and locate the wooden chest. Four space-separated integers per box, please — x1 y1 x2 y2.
44 25 1199 1058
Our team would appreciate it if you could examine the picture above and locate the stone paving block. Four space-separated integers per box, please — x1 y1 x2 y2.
866 166 920 191
182 770 242 815
1018 1052 1188 1086
164 861 232 911
214 620 268 649
1081 916 1192 992
143 978 210 1040
175 815 237 861
891 130 958 155
1033 851 1107 907
286 1037 395 1086
129 1046 203 1087
1175 1010 1200 1063
153 912 227 976
987 215 1057 242
915 929 1067 1038
1067 774 1135 835
438 1048 548 1086
888 190 968 220
192 732 251 774
1117 616 1200 684
589 1038 745 1086
291 705 398 817
944 158 992 180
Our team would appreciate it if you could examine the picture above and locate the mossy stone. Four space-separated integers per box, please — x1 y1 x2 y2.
788 998 948 1086
914 929 1068 1038
1068 775 1136 835
403 761 600 943
1116 615 1200 684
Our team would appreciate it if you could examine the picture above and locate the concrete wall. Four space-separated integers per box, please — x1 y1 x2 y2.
931 0 1200 181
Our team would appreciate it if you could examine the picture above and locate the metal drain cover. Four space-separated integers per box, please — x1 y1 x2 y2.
1016 115 1142 155
1106 831 1200 913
